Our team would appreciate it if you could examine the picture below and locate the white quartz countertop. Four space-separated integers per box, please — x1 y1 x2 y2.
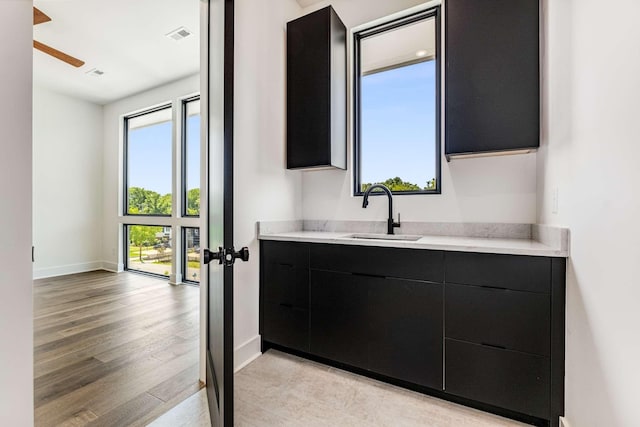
257 226 569 258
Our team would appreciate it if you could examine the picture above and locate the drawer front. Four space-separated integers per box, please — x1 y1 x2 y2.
445 284 550 356
263 303 309 352
445 252 551 293
310 270 369 368
310 243 444 282
262 240 309 268
446 339 550 419
368 277 443 389
263 262 309 309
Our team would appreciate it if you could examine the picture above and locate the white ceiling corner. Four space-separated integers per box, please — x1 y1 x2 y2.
296 0 327 8
33 0 200 105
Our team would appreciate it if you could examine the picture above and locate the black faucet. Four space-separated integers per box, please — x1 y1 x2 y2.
362 184 401 235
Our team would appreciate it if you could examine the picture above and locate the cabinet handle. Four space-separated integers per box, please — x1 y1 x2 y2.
481 342 507 350
481 285 509 292
352 272 386 279
278 263 294 268
279 303 293 308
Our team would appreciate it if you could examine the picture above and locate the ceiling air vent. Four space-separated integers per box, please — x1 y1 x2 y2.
166 27 193 41
85 68 105 77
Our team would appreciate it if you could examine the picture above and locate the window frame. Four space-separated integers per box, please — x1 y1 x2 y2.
124 224 173 279
181 95 201 218
353 7 442 196
123 103 174 217
182 226 200 285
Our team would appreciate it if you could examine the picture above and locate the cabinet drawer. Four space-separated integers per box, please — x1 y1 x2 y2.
311 243 444 282
445 284 550 356
263 262 309 309
445 252 550 293
368 277 443 389
310 270 369 368
263 303 309 352
262 240 309 268
446 339 550 419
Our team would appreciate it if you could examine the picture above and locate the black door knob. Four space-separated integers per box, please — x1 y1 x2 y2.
236 247 250 262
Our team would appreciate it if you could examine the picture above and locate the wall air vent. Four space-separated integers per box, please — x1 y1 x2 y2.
166 27 193 41
85 68 105 77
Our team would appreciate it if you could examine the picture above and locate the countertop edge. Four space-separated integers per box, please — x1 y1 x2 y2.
257 232 569 258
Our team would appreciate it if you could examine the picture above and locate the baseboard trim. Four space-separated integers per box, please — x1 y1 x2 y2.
101 261 124 273
234 335 261 373
33 261 104 279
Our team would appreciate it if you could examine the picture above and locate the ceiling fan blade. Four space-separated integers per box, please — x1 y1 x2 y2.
34 40 85 68
33 7 51 25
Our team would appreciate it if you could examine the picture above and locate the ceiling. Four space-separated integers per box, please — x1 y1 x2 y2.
33 0 200 105
361 17 436 74
296 0 326 7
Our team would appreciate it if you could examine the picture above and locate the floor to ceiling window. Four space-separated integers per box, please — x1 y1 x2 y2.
122 95 201 283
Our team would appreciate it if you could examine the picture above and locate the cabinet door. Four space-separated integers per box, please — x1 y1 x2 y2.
445 283 550 356
446 338 550 419
445 0 539 156
287 6 346 169
261 241 309 352
262 241 309 308
368 277 443 389
445 251 550 294
310 270 369 368
311 243 444 282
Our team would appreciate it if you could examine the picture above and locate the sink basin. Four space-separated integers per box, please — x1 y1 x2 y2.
347 233 423 242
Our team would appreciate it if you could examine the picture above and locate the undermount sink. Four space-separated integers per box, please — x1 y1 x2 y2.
347 233 423 242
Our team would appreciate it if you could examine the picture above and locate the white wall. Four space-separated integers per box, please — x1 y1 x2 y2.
33 86 104 279
102 74 199 272
300 0 537 224
233 0 303 367
539 0 640 425
0 1 34 425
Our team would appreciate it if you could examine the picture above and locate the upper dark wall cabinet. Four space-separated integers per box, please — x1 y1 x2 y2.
445 0 540 159
287 6 347 170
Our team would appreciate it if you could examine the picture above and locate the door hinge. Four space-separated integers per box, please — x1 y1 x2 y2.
203 246 250 267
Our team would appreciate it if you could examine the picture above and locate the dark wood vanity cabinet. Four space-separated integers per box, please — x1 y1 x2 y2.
366 275 443 389
260 241 310 352
309 244 444 390
286 6 347 170
260 241 566 427
445 0 540 158
443 252 566 423
261 241 444 389
310 270 370 368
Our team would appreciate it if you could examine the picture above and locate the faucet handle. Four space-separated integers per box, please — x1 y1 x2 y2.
393 213 401 228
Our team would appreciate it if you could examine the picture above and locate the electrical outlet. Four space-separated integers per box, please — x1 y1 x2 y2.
552 188 559 214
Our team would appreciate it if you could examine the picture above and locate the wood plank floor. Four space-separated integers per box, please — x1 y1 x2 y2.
34 271 202 427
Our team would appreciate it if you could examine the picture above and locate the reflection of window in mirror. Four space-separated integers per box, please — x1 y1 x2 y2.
354 8 441 195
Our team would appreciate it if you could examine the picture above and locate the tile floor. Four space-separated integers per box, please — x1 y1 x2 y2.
235 350 526 426
151 349 527 426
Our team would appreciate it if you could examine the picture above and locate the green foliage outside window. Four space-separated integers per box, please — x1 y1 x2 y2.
129 225 164 262
128 187 172 215
361 177 437 193
186 188 200 216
